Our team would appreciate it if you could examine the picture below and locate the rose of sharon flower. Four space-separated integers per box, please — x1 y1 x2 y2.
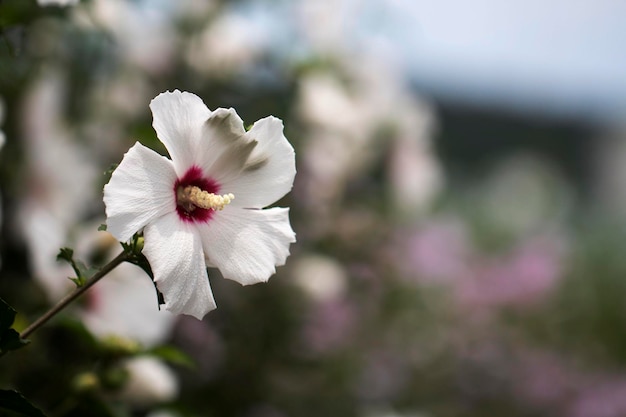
104 90 296 319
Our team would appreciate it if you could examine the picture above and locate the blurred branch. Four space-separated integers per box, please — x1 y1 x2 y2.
20 251 130 339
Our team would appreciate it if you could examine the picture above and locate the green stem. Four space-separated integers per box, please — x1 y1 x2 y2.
20 251 130 339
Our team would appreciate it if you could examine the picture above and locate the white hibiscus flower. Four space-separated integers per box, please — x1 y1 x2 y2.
104 90 296 319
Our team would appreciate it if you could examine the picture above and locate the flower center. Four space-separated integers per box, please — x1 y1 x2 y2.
174 166 233 223
176 185 234 212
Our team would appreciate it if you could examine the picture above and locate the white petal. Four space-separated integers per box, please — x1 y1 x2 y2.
199 207 295 286
104 142 177 242
143 212 216 319
199 108 257 183
150 90 212 176
222 116 296 208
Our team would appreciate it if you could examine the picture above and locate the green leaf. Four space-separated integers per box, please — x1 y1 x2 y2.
148 346 195 368
0 390 46 417
0 328 29 353
0 0 44 29
56 248 99 288
0 298 29 355
0 297 17 331
97 223 107 231
56 247 74 263
104 163 118 181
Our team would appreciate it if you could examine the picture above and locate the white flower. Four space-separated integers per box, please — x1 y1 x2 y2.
291 254 347 302
117 356 178 406
104 90 296 319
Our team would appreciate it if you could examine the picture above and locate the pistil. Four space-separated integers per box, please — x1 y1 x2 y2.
177 185 234 212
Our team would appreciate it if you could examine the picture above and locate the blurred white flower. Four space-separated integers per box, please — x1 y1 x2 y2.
117 356 178 407
297 0 358 57
75 0 176 74
298 72 369 133
18 70 98 300
297 57 442 216
291 254 348 302
482 154 572 236
104 90 296 319
387 105 443 214
38 0 79 6
77 230 175 347
186 13 268 76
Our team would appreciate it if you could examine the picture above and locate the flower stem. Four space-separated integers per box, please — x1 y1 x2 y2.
20 251 130 339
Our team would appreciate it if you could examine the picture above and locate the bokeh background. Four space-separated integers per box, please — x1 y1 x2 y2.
1 0 626 416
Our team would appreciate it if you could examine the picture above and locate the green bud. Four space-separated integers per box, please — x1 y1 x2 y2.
101 335 142 355
101 366 129 390
73 372 100 392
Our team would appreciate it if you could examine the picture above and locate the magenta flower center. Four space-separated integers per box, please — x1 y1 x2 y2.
174 166 220 223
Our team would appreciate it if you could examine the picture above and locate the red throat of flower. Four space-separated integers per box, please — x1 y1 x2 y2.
174 166 222 223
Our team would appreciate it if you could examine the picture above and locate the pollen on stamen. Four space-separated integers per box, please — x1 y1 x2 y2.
177 185 235 211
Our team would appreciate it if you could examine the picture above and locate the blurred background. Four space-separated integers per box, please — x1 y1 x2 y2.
1 0 626 416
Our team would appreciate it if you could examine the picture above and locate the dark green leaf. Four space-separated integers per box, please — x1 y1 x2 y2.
97 223 107 231
0 390 46 417
0 328 29 353
57 248 99 287
68 277 85 287
56 247 74 263
104 163 118 179
0 297 16 331
0 0 44 29
0 298 28 355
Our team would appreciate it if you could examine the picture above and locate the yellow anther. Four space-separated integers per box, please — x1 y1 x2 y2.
177 185 235 211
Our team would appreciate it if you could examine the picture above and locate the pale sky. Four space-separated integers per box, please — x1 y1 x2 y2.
239 0 626 124
349 0 626 123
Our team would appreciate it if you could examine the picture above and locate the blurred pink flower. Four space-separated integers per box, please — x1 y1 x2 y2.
399 218 471 284
512 349 582 409
513 350 626 417
171 316 224 381
356 350 410 403
301 298 356 355
569 378 626 417
457 235 566 311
